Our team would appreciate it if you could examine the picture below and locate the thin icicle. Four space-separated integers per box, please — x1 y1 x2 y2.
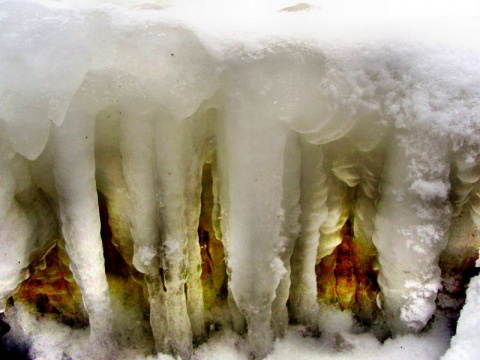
209 133 247 334
119 104 169 353
94 108 133 266
289 139 328 331
183 114 211 343
154 114 193 359
272 131 301 338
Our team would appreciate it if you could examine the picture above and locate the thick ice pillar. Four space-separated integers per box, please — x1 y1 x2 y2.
373 129 451 333
220 99 291 358
51 104 114 355
120 105 208 357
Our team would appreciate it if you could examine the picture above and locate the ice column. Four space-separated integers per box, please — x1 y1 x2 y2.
0 141 57 312
119 105 160 275
289 140 327 330
51 103 114 354
183 114 213 343
220 96 291 358
154 114 193 359
272 131 301 338
94 108 132 265
373 129 451 333
120 106 206 358
119 104 169 353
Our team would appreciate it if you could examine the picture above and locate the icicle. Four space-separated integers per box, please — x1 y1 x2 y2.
119 104 169 353
119 104 160 275
154 114 193 359
218 99 291 358
51 103 114 356
183 115 211 343
373 130 451 334
271 131 301 338
213 136 248 334
94 108 132 265
0 200 37 311
289 139 327 331
146 274 169 355
120 105 207 355
209 137 247 333
0 143 57 312
353 148 384 242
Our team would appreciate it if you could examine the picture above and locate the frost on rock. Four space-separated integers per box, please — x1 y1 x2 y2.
0 1 480 360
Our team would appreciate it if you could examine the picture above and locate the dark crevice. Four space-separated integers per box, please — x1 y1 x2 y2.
159 268 167 292
0 314 10 338
98 192 135 279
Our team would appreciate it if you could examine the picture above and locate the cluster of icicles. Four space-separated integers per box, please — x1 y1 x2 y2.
1 1 480 359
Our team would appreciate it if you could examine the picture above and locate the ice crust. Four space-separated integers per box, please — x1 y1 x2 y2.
1 0 480 359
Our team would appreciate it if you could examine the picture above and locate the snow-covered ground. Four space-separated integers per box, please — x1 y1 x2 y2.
3 302 451 360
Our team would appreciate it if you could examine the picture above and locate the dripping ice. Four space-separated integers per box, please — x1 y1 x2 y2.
1 0 480 359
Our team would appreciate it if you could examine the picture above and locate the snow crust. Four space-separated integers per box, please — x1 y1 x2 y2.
1 0 480 359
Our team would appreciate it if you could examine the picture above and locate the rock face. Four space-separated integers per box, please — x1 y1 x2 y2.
1 1 480 359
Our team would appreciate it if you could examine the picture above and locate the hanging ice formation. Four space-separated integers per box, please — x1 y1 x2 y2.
1 1 480 359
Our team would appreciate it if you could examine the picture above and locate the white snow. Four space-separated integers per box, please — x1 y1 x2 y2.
443 275 480 360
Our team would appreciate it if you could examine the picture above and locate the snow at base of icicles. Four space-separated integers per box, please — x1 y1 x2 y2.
1 0 480 359
2 302 452 360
